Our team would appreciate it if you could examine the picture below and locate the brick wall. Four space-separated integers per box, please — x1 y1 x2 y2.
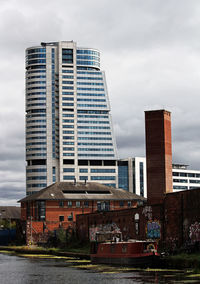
145 110 173 204
76 188 200 251
22 199 138 245
76 204 163 243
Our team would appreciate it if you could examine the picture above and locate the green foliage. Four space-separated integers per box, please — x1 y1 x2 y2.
45 227 90 253
0 220 16 229
167 253 200 269
57 229 67 246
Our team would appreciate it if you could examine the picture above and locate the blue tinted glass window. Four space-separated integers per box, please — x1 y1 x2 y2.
140 162 144 196
91 176 115 180
63 168 75 172
63 175 75 180
79 176 88 180
79 169 88 173
118 164 129 191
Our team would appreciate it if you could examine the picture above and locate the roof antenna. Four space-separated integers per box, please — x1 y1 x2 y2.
74 178 76 185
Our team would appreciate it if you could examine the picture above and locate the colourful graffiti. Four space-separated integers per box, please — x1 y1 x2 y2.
189 222 200 242
142 206 152 220
146 220 161 239
89 223 121 242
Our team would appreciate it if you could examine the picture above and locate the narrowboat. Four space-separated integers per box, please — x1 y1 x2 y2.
90 239 160 266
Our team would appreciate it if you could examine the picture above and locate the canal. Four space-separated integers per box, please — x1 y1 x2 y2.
0 252 199 283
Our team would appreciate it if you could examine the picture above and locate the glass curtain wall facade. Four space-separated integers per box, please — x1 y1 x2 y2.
118 157 147 197
25 41 118 195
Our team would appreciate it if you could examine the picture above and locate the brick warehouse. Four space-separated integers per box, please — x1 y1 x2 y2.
20 182 145 245
76 188 200 250
76 110 200 251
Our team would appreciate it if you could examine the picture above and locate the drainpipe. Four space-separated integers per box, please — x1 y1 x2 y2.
30 216 33 245
180 194 184 247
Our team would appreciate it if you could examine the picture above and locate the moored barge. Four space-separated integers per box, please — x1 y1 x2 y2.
91 240 160 266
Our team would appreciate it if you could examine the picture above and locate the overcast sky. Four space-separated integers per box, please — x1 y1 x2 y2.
0 0 200 205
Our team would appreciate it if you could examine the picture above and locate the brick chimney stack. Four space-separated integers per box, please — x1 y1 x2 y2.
145 110 173 204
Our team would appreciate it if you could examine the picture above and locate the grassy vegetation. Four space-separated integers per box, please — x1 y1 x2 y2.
0 242 90 256
165 253 200 272
46 242 90 255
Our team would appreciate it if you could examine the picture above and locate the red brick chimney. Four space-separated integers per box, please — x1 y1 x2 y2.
145 110 173 204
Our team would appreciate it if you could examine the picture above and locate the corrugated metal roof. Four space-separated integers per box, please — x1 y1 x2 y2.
19 182 146 202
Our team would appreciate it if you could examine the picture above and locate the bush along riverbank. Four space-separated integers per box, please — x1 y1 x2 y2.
163 253 200 272
0 228 90 258
0 242 90 259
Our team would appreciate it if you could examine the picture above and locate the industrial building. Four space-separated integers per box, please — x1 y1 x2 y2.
76 110 200 251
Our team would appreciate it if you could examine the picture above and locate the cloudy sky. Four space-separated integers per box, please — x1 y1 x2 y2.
0 0 200 205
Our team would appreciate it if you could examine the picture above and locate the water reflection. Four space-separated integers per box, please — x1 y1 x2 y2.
0 252 199 284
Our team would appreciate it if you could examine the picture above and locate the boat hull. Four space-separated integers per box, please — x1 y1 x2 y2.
90 241 160 267
91 253 160 267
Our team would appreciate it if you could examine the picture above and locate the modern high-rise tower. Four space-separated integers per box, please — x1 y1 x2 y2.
25 41 118 195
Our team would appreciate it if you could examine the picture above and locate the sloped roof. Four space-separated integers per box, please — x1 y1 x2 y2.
0 206 21 219
19 182 146 202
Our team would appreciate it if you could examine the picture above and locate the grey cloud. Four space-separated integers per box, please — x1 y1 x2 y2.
0 160 25 173
0 184 25 200
117 133 144 150
0 113 25 162
0 0 200 205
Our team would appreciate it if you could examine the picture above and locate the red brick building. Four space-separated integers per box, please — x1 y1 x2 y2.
76 187 200 251
76 110 200 251
20 182 145 244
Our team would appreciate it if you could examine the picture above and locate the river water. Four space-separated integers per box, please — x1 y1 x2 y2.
0 252 199 284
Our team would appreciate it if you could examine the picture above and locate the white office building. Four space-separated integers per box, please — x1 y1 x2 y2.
118 157 147 197
26 41 118 195
118 158 200 197
172 164 200 191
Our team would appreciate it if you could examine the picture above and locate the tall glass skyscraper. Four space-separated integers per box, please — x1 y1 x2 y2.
25 41 118 195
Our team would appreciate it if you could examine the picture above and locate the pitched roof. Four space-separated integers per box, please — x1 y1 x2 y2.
0 206 21 219
19 182 146 202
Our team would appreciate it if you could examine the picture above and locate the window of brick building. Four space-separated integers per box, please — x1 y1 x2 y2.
134 213 140 235
59 215 64 222
59 201 64 207
84 201 89 207
68 213 73 221
68 201 72 207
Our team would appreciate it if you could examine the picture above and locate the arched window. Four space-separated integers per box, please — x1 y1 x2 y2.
134 213 139 221
134 213 140 235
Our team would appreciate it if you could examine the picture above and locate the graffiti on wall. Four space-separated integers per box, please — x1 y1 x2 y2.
142 206 152 220
89 223 121 242
146 220 161 239
189 222 200 242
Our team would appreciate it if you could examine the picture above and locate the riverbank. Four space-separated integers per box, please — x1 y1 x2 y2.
164 253 200 272
0 246 200 273
0 245 90 259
